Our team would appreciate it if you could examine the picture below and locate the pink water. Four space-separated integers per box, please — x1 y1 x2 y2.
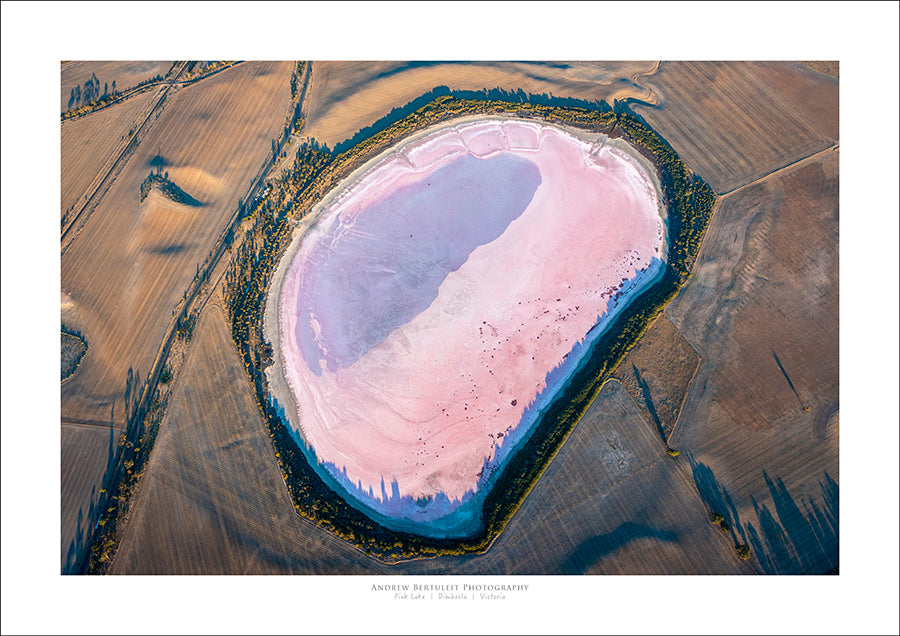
278 119 664 531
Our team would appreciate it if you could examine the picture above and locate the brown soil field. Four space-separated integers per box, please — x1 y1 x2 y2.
665 148 839 573
668 149 839 433
61 61 293 426
303 61 661 149
612 314 701 443
60 89 157 218
61 422 118 573
631 61 837 194
61 61 173 112
61 61 294 568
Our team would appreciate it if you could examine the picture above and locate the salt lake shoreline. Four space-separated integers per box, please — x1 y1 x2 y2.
262 114 669 537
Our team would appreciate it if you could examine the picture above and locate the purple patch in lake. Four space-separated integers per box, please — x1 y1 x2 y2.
296 152 541 374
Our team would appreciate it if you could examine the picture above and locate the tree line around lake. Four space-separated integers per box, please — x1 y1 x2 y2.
221 92 717 561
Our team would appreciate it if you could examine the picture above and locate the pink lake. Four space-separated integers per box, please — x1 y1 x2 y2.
274 119 665 535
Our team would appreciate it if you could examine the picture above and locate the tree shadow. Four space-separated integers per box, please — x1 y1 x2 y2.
746 472 839 574
688 456 839 574
559 521 677 574
146 243 195 256
747 494 793 573
772 349 805 410
329 84 613 155
688 454 747 545
62 487 95 575
63 397 123 574
62 506 84 575
632 364 668 442
147 152 169 170
101 402 118 491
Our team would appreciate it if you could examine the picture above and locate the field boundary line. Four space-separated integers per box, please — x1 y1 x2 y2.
663 312 704 447
718 143 839 198
61 62 190 254
62 417 126 431
60 62 243 123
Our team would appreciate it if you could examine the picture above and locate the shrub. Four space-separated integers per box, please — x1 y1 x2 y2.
666 448 680 457
736 544 752 560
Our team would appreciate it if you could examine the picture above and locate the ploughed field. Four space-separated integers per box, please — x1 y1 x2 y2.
61 61 293 428
631 61 837 194
61 90 157 219
304 61 662 150
272 119 665 533
60 61 295 570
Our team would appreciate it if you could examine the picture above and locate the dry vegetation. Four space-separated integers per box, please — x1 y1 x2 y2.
61 61 293 426
61 61 294 569
303 60 661 148
181 61 237 81
631 61 837 194
800 61 839 78
612 314 701 443
112 305 740 574
112 320 744 574
61 331 88 381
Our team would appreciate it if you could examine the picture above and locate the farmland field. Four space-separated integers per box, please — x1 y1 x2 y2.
612 314 700 443
56 60 842 580
60 60 295 569
61 61 293 426
111 304 376 575
60 422 118 573
0 0 888 627
112 300 743 575
631 61 838 194
60 90 158 219
445 379 747 574
664 148 840 573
